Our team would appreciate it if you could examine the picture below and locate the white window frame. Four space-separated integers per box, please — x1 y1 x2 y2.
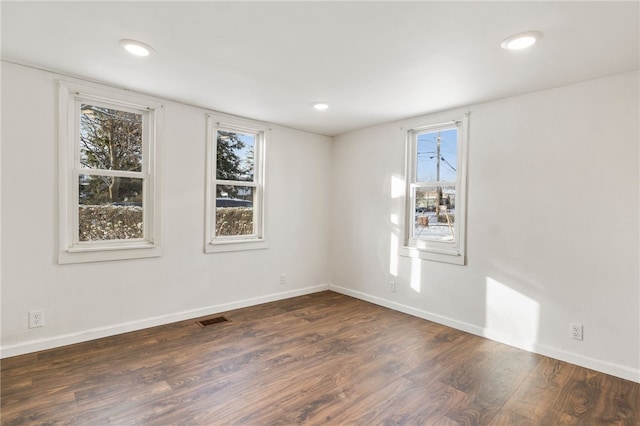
205 114 268 253
58 81 163 264
400 113 469 265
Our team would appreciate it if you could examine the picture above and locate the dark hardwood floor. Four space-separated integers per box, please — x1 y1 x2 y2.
1 291 638 425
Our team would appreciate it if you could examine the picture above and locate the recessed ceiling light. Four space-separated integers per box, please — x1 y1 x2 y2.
312 102 329 111
501 31 543 50
119 39 154 57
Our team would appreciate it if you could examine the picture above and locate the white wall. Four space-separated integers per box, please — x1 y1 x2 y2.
1 61 332 355
2 61 639 383
330 71 640 382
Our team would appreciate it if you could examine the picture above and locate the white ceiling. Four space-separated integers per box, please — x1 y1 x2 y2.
2 1 638 136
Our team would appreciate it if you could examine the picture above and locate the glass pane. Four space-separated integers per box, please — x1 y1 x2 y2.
80 104 143 172
215 185 254 236
216 130 255 182
416 128 457 182
413 185 456 242
79 175 143 241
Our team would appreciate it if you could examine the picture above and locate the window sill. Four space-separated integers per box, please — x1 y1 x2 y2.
205 239 269 253
58 245 163 264
399 245 465 266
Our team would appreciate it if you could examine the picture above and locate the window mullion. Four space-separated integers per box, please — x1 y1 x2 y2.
413 181 456 188
215 179 257 187
77 169 146 179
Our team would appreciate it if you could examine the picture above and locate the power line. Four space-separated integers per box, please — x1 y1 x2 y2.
441 156 456 172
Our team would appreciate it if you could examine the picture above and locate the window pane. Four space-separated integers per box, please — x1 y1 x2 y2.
80 104 143 172
216 130 255 182
416 128 457 182
216 185 254 236
79 175 143 241
414 185 456 242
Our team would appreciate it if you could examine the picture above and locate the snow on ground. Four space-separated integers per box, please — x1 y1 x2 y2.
414 210 455 241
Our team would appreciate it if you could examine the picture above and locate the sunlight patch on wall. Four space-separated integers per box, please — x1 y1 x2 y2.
389 232 399 277
389 175 402 278
485 277 539 351
391 176 405 199
410 257 422 293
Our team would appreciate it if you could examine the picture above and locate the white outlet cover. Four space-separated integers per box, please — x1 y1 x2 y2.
29 310 44 328
570 323 583 340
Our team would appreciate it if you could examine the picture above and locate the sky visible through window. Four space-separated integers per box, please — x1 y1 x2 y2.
417 128 457 182
221 132 254 176
237 133 254 174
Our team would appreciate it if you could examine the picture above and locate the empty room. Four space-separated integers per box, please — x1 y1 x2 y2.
1 1 639 424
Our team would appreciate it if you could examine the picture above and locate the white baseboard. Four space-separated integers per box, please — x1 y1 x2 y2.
4 282 638 384
0 284 330 359
329 284 640 384
530 343 640 384
329 284 485 337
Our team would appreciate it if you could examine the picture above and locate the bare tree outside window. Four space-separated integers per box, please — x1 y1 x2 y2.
78 105 144 241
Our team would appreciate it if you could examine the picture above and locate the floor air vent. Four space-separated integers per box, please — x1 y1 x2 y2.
196 316 230 328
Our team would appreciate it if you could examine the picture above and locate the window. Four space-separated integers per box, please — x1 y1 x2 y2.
205 115 267 253
58 81 162 264
401 114 468 265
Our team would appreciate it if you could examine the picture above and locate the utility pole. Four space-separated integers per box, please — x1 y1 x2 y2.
436 132 441 219
436 131 441 182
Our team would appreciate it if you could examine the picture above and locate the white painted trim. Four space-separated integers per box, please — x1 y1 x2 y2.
57 80 164 264
399 245 465 266
328 284 640 384
328 284 485 337
532 343 640 384
58 245 163 264
0 284 330 359
204 114 268 252
401 114 469 265
206 239 269 253
4 282 637 383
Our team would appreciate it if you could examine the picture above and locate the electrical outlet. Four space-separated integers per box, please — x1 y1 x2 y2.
570 323 583 341
389 281 396 293
280 274 286 285
29 310 44 328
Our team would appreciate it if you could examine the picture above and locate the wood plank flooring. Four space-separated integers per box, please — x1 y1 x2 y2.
1 291 638 425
